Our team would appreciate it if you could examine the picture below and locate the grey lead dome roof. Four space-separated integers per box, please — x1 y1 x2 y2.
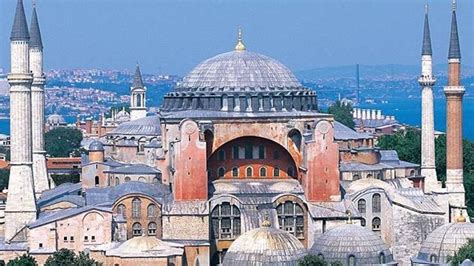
416 222 474 264
310 224 394 265
176 50 302 91
111 115 161 137
223 225 307 266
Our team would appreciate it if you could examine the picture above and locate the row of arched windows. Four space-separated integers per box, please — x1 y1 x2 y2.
132 222 157 236
216 166 295 178
357 194 381 214
317 252 386 266
360 217 381 231
116 200 157 219
353 173 383 180
108 176 160 186
211 200 305 240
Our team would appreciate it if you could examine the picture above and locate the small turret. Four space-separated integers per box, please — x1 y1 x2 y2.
130 64 147 121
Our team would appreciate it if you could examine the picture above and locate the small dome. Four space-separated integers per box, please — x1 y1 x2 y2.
416 222 474 264
115 109 130 123
223 222 307 266
111 115 161 137
310 224 394 265
88 140 104 151
46 114 66 125
107 235 183 258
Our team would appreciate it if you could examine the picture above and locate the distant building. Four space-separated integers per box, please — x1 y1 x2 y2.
352 108 404 138
45 114 67 132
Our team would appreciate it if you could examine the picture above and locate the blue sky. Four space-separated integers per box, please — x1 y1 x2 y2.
0 0 473 75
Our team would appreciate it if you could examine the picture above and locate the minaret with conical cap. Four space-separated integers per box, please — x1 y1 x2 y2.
130 65 147 121
30 2 50 196
5 0 37 241
418 4 438 193
444 0 465 210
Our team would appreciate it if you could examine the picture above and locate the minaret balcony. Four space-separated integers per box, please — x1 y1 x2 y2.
443 86 465 95
418 76 435 87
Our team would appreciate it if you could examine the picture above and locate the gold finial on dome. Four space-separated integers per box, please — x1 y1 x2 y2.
261 214 271 227
235 27 246 51
455 210 467 223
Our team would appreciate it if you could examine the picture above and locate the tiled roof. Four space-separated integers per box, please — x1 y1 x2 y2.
29 206 111 228
103 164 160 175
333 121 372 140
111 115 161 136
37 182 82 206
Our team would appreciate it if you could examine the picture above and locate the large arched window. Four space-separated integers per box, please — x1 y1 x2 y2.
277 201 304 238
288 129 302 151
147 204 156 218
218 149 225 161
372 194 381 212
132 198 141 218
348 255 356 266
218 167 225 178
246 167 253 177
148 222 157 236
132 222 142 236
117 204 126 218
357 199 366 214
259 167 267 177
379 252 386 264
211 202 241 239
232 167 238 177
372 217 381 231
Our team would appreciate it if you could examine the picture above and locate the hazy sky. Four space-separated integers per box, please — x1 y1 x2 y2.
0 0 473 75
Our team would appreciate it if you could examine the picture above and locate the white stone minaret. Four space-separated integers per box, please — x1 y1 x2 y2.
30 3 50 196
5 0 37 242
130 65 147 120
418 5 439 193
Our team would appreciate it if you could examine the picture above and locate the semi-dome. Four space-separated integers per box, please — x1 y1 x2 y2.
415 219 474 264
88 140 104 151
223 220 307 266
106 235 183 258
160 30 317 113
110 115 161 137
46 114 66 125
310 224 394 265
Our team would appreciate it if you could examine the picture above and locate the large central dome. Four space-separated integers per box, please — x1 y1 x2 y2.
160 31 317 114
176 50 302 91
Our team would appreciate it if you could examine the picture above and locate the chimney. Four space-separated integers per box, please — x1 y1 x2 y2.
371 110 376 120
377 110 382 119
361 109 366 120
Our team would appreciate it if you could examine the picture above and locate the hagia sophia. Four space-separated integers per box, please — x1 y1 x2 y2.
0 0 473 265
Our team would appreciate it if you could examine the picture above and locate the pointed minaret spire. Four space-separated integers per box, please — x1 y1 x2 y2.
10 0 30 41
133 64 144 88
30 4 43 50
448 0 461 59
422 4 432 56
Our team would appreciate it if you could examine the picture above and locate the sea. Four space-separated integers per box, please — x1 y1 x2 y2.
0 98 472 140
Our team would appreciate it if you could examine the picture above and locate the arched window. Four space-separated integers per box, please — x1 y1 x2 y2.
95 176 99 186
138 139 146 152
367 174 373 179
218 167 225 178
232 167 238 177
260 167 267 177
410 169 416 176
379 252 386 264
246 167 253 177
274 167 280 177
117 204 126 218
147 204 156 218
132 222 142 236
357 199 366 214
353 174 360 180
288 129 302 151
152 177 159 184
287 166 295 177
258 145 265 159
372 194 381 212
232 146 239 159
138 176 146 182
125 176 131 182
277 201 304 238
218 149 225 161
360 218 366 227
429 254 438 263
148 222 157 236
115 177 120 186
211 202 241 239
372 217 381 231
348 255 356 266
376 173 382 180
132 198 141 218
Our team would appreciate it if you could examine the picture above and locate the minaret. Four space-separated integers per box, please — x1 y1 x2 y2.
30 2 50 195
444 0 465 209
130 65 147 121
5 0 37 241
418 4 438 193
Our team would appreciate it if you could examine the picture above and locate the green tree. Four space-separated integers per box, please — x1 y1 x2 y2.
448 239 474 265
298 255 342 266
7 254 37 266
45 249 77 266
45 127 83 157
76 251 101 266
327 101 355 129
377 129 421 165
